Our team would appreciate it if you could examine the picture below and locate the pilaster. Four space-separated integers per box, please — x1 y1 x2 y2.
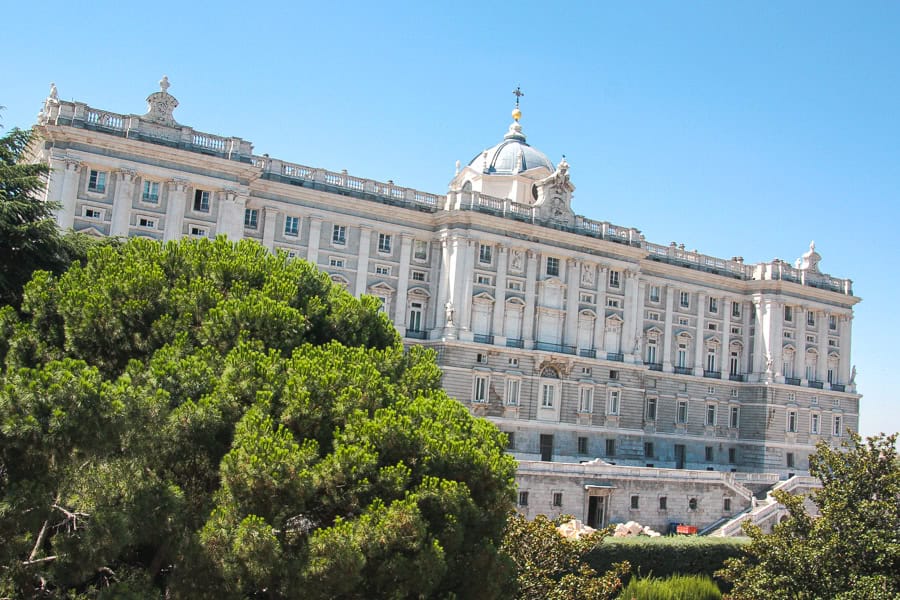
306 216 323 266
354 225 372 297
110 168 136 237
262 206 278 251
564 258 580 347
491 246 509 340
694 292 707 376
719 298 732 379
163 179 188 242
662 285 675 372
522 250 538 345
393 233 414 333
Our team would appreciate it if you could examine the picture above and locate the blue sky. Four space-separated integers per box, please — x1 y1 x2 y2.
4 1 898 437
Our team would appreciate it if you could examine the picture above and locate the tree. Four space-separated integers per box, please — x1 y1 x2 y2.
500 513 628 600
718 432 900 600
0 237 518 598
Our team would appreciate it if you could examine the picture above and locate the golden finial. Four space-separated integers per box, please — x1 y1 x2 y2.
512 86 524 121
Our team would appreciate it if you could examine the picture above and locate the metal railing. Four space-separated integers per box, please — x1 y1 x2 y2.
808 380 824 389
606 352 624 362
536 341 576 355
704 370 721 379
405 330 427 340
647 362 663 371
729 373 746 382
506 338 524 349
579 348 597 358
674 366 692 375
785 377 802 386
473 333 494 345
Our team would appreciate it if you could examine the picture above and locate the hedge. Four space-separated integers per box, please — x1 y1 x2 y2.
586 536 748 582
618 574 723 599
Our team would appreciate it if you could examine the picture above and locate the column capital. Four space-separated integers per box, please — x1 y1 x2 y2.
264 205 279 216
116 168 137 182
168 178 188 192
400 232 415 241
498 245 508 254
566 257 579 268
527 249 539 260
65 159 82 171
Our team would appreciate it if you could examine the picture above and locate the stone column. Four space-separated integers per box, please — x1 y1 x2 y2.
593 267 608 356
720 298 732 380
110 169 136 237
564 258 580 347
662 285 675 372
769 300 783 382
491 246 509 340
622 271 640 361
55 159 81 229
839 314 852 385
216 189 247 241
694 292 707 376
741 300 752 375
522 250 538 345
393 233 413 333
458 238 476 336
163 179 188 242
354 225 372 297
306 216 323 266
817 310 829 383
434 237 452 331
794 305 807 381
262 207 278 251
751 297 766 381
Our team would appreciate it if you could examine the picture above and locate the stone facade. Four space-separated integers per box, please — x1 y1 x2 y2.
29 79 860 532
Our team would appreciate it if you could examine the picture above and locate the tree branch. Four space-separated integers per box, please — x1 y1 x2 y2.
28 518 49 561
22 555 57 567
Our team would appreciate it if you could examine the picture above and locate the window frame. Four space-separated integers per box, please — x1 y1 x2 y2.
546 256 560 277
284 215 300 237
607 389 620 415
331 224 347 245
193 189 211 212
244 208 259 229
142 180 160 203
87 169 107 193
472 375 489 404
377 233 392 254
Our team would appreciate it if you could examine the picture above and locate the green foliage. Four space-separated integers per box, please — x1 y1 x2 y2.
501 513 629 600
586 536 746 583
718 432 900 600
0 237 518 598
618 574 722 599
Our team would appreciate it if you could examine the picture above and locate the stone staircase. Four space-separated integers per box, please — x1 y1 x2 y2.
707 475 819 537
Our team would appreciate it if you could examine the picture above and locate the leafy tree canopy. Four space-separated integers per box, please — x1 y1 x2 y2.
0 237 517 598
719 432 900 600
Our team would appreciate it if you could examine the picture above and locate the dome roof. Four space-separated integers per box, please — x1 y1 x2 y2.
468 121 555 175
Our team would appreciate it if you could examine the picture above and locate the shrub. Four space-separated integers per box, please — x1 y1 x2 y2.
586 536 746 582
618 574 722 599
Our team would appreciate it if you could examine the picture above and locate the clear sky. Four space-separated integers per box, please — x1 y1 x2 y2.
3 1 898 437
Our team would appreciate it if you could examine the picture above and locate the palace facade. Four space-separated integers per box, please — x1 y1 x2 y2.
29 79 859 532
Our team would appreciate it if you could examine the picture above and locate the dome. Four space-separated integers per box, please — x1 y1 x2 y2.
468 121 555 175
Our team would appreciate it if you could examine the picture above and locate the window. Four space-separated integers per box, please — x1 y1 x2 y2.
709 297 718 313
142 180 159 203
138 217 155 229
244 208 258 229
680 291 690 308
378 233 392 254
807 311 816 327
644 442 654 458
786 452 795 468
476 274 492 285
411 270 426 281
707 322 717 331
811 396 819 405
677 400 688 424
730 389 739 400
505 378 520 406
541 383 556 408
678 317 689 326
647 311 660 321
546 257 560 276
676 343 687 369
689 498 698 510
413 239 428 260
728 447 737 463
649 285 660 302
609 370 619 380
707 348 717 372
646 340 658 365
330 258 345 268
784 305 793 322
606 439 616 456
581 367 592 375
408 302 423 333
375 265 391 276
579 387 594 413
607 390 620 415
829 315 837 330
193 189 210 212
787 410 798 433
88 169 107 192
806 335 816 343
630 495 639 510
332 224 346 245
731 326 742 335
476 353 488 364
724 498 732 512
580 292 595 303
607 298 620 308
787 392 796 402
609 270 621 288
705 446 714 461
284 216 299 236
706 404 717 426
507 280 523 291
732 302 741 318
833 415 843 437
828 339 837 347
730 406 740 428
553 492 563 507
827 367 835 384
811 413 820 434
473 375 488 403
189 225 207 238
646 397 657 421
659 496 667 510
577 436 588 454
518 491 529 506
83 207 102 219
509 357 519 367
479 244 493 264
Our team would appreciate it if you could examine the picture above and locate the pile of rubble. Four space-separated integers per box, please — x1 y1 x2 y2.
556 519 662 539
556 519 598 540
612 520 661 537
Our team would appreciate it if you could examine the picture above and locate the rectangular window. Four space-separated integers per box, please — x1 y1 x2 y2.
811 413 820 434
678 317 689 326
506 379 520 406
609 270 621 288
709 297 718 313
833 415 842 436
244 208 258 229
730 406 740 428
375 265 391 276
413 239 428 260
786 452 795 468
728 447 737 463
553 492 563 507
408 302 423 333
579 387 594 413
609 370 619 380
677 344 687 369
332 224 346 245
649 285 660 302
518 491 528 506
509 357 519 367
581 367 592 375
546 256 560 276
732 302 741 318
788 392 796 402
677 400 688 424
142 180 159 203
577 436 588 455
724 498 732 512
784 305 793 322
644 442 654 458
83 207 102 219
706 404 717 426
476 274 492 285
630 495 639 510
647 311 660 321
607 298 620 308
473 376 488 403
330 258 345 268
189 225 207 238
659 496 667 510
705 446 714 461
411 271 426 281
541 384 555 408
580 292 595 303
829 315 837 330
193 189 210 212
284 216 299 236
378 233 392 254
138 217 155 229
807 311 816 327
479 244 493 264
607 390 620 415
680 291 690 308
787 410 798 433
476 353 488 364
646 341 657 365
606 439 616 456
88 169 107 192
507 280 523 291
827 368 835 384
646 397 657 421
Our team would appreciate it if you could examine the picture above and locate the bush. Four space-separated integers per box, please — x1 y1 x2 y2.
586 536 746 582
618 574 722 599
